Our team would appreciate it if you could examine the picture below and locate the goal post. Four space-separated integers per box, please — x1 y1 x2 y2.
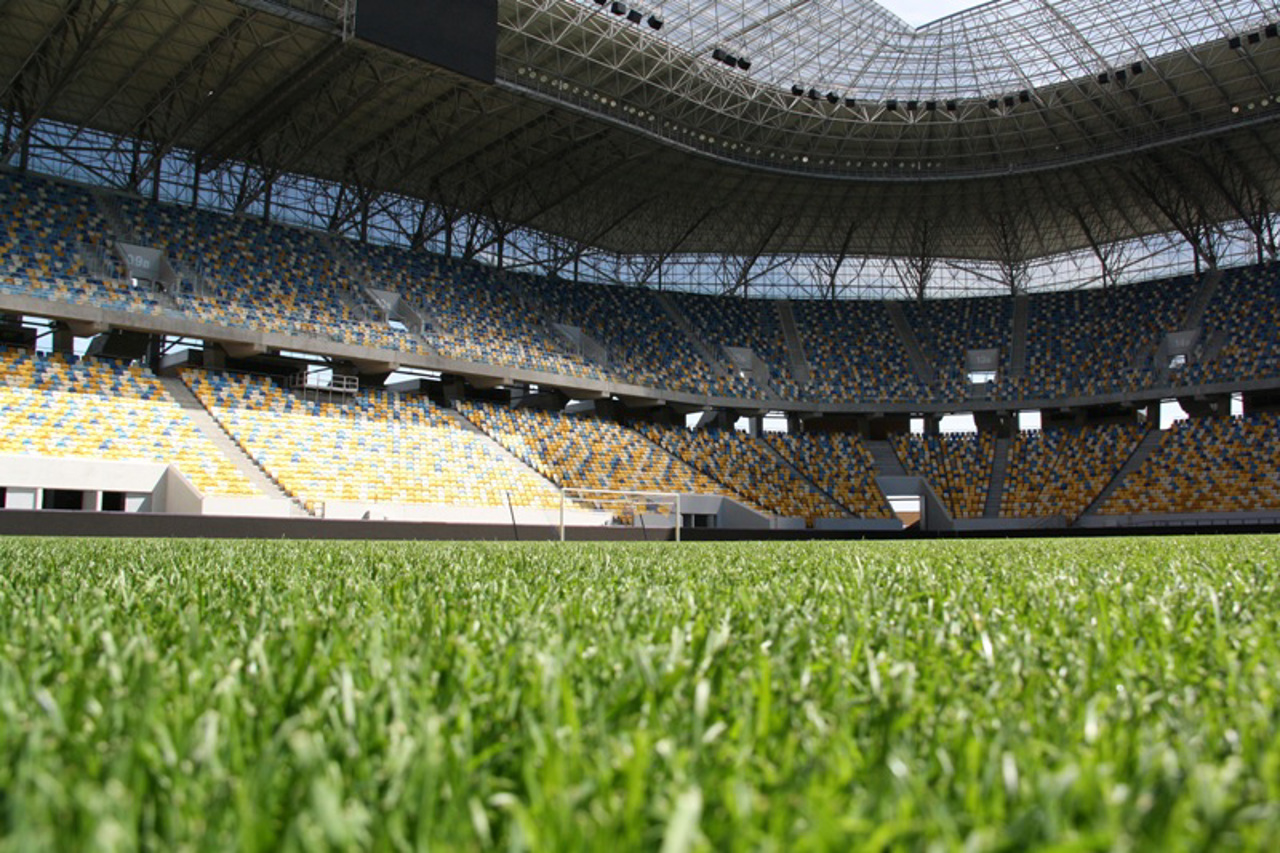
559 488 682 542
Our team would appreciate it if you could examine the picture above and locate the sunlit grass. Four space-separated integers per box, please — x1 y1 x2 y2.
1 536 1277 850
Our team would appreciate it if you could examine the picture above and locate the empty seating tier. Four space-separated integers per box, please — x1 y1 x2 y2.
458 401 731 500
643 424 845 525
1000 424 1145 521
1100 413 1280 515
183 370 562 511
0 348 255 496
4 170 1280 406
765 431 894 519
890 432 996 519
790 299 925 403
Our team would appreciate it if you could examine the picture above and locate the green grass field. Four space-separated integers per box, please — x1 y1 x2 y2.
1 536 1278 851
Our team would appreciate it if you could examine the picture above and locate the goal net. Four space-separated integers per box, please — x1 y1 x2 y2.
560 488 682 541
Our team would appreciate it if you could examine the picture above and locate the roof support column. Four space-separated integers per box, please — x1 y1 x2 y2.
890 220 937 301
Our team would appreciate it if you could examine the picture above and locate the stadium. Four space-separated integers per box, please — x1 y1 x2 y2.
0 0 1279 537
5 1 1280 848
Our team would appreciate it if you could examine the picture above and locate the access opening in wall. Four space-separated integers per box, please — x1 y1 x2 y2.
887 496 922 528
762 412 789 433
1160 399 1189 429
42 489 84 510
940 413 978 433
968 369 997 385
966 348 1000 386
101 491 126 512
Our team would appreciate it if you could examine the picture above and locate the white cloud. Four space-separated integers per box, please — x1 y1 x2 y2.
878 1 986 27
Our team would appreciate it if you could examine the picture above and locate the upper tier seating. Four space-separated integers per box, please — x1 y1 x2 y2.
1176 264 1280 387
667 291 796 397
764 431 894 519
352 242 603 379
517 274 755 397
183 370 562 510
890 432 995 519
114 197 426 355
1017 276 1195 400
0 172 164 315
5 170 1280 407
642 424 846 525
1100 413 1280 515
903 295 1012 399
1000 423 1145 521
0 348 255 496
457 401 733 501
790 299 926 403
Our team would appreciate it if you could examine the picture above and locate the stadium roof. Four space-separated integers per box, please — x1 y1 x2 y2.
2 0 1279 265
610 0 1266 100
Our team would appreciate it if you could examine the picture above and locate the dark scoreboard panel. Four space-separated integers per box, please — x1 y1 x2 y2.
354 0 498 84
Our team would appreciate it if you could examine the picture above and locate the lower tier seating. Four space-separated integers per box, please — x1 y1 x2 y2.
642 425 846 525
765 432 894 519
0 348 255 497
457 402 733 501
1100 413 1280 515
182 371 562 511
890 432 996 519
1001 424 1145 521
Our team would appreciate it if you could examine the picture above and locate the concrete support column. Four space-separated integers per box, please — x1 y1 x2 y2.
52 322 74 355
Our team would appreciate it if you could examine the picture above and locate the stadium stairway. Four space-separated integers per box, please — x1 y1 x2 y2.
775 301 812 384
159 376 312 517
884 301 937 384
322 233 390 324
1080 427 1163 518
91 188 135 244
653 292 749 393
495 273 593 369
984 436 1011 518
443 405 567 496
1009 296 1029 378
1182 269 1225 329
866 439 908 478
760 437 853 516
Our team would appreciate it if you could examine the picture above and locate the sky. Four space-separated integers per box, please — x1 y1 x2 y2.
878 1 987 27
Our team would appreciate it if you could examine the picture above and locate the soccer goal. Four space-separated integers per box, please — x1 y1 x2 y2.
560 488 682 541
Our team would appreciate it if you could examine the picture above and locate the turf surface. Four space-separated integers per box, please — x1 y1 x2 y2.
1 536 1278 850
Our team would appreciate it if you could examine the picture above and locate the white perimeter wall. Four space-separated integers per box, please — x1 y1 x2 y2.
0 454 292 517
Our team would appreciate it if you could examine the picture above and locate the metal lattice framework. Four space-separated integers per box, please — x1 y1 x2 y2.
1 0 1279 298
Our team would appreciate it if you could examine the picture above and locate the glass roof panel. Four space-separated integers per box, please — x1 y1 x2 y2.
878 1 985 27
629 0 1274 99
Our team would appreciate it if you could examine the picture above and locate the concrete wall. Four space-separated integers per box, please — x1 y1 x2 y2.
0 453 168 493
202 496 295 518
0 508 1276 542
317 500 612 527
161 466 203 515
0 454 295 517
0 454 166 512
954 517 1068 532
679 494 772 530
1076 510 1280 529
814 518 904 532
877 476 955 532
